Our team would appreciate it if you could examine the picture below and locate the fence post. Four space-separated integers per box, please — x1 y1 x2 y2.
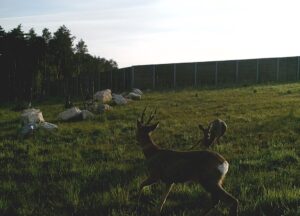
77 75 80 97
236 60 239 83
194 63 197 86
99 71 102 90
123 69 126 90
173 64 177 88
276 58 280 81
94 72 97 92
215 62 218 86
92 76 95 95
131 66 135 88
110 70 113 90
256 59 259 83
99 72 101 91
152 65 156 89
297 56 300 80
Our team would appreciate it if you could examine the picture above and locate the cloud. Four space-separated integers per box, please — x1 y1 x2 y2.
1 0 300 67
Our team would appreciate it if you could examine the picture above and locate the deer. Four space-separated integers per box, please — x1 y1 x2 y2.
190 119 227 149
64 95 73 109
136 108 238 215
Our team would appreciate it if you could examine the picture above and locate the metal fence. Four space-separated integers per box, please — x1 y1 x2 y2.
48 56 300 97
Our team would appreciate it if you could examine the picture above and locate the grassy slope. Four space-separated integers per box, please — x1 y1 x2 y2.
0 83 299 216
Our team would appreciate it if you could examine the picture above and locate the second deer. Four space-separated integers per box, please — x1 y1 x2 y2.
190 119 227 149
136 108 237 215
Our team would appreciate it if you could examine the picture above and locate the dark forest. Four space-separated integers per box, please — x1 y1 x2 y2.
0 25 118 102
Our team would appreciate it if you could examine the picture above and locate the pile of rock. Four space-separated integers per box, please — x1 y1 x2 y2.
126 88 143 100
58 107 94 121
112 93 127 105
98 104 113 114
57 88 143 121
17 88 145 137
93 88 143 105
93 89 112 104
93 88 129 107
21 108 45 124
20 108 58 136
92 89 114 111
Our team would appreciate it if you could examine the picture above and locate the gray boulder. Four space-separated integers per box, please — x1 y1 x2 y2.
93 89 112 104
81 110 95 120
21 123 38 136
21 121 58 136
40 122 58 130
84 100 98 112
112 94 127 105
97 104 113 113
127 92 142 100
58 107 82 121
132 88 143 95
21 108 45 125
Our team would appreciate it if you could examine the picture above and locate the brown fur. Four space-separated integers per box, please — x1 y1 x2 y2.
136 110 238 215
196 118 227 148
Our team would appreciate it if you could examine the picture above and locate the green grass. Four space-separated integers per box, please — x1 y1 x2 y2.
0 83 300 216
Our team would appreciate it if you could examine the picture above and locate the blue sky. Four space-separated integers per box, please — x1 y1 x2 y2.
1 0 300 68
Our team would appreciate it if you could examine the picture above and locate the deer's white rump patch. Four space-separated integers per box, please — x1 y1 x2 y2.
218 161 229 176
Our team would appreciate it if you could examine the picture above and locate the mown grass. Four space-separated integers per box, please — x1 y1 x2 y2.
0 83 300 216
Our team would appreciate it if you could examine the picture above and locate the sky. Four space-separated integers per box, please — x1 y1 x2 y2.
1 0 300 68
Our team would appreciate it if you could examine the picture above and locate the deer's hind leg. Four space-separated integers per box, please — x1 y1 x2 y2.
158 183 174 213
209 183 238 216
189 140 202 150
202 188 221 216
138 176 158 207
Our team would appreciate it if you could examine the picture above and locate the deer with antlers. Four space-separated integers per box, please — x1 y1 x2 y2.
136 108 238 215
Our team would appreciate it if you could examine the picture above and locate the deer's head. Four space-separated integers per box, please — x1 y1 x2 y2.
199 124 213 147
136 107 159 143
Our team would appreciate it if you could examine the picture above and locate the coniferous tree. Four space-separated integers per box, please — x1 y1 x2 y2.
0 25 118 102
0 26 6 100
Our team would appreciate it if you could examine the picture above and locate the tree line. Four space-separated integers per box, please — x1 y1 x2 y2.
0 24 118 102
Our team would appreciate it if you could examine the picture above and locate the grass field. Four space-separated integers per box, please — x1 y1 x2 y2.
0 83 300 216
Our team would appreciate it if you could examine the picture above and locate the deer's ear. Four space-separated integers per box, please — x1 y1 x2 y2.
137 119 142 127
149 122 159 131
198 124 205 131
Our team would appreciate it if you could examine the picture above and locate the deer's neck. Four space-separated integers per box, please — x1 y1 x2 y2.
204 136 215 147
140 135 160 159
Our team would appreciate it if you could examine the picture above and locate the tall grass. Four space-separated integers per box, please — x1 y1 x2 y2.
0 83 299 215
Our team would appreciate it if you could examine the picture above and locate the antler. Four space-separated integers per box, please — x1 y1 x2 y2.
146 107 157 124
139 107 157 125
140 106 147 123
208 123 213 132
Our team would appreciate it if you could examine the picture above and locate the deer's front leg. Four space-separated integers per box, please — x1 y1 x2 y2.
158 183 174 214
138 176 158 206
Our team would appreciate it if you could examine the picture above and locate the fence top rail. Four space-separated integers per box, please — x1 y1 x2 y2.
119 55 300 70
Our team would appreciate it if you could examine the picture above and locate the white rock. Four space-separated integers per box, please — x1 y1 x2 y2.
112 94 127 105
98 104 113 113
132 88 143 95
81 110 95 120
21 123 38 136
58 107 82 121
21 108 45 125
93 89 112 104
84 100 98 112
127 92 142 100
40 122 58 130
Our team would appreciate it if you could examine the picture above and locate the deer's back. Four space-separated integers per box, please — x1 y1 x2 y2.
146 149 227 184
